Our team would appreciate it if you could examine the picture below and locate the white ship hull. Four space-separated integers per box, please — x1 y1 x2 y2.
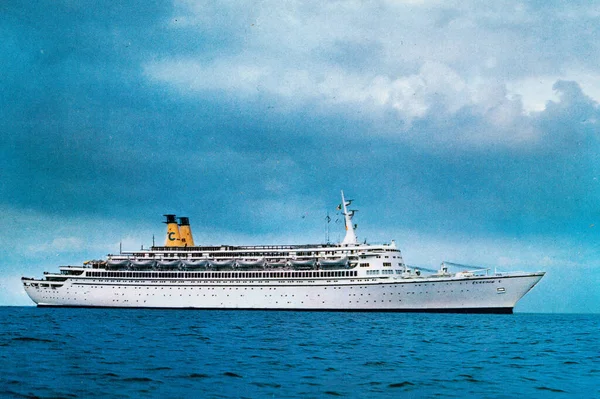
23 272 544 313
21 192 546 313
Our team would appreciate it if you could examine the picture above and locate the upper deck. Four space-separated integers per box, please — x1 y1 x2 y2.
114 241 400 259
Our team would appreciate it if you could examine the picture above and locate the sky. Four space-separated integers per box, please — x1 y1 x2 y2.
1 0 599 312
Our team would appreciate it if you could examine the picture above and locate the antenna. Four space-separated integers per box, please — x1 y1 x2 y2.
325 211 331 244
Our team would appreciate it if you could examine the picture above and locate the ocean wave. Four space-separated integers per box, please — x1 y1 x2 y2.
223 372 242 378
388 381 415 388
11 337 54 343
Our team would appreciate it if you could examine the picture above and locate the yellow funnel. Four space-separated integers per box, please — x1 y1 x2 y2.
178 217 195 247
164 214 182 247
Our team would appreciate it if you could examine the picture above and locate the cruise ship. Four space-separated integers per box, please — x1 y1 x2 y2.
22 191 545 313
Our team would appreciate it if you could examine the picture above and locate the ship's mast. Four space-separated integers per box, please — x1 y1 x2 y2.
341 190 358 245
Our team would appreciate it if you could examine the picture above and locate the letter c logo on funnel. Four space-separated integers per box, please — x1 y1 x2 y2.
168 232 176 241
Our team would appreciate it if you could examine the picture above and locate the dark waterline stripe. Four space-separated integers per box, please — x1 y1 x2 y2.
36 305 513 314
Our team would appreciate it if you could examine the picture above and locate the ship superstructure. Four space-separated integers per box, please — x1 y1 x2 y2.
22 191 544 313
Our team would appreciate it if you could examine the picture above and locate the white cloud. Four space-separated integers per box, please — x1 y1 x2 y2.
0 206 154 260
508 70 600 113
146 58 523 129
144 0 600 149
27 237 85 254
0 274 33 306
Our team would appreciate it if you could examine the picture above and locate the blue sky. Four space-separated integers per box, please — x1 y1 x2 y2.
1 1 599 312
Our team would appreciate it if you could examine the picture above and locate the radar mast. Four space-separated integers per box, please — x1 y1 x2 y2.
340 190 358 245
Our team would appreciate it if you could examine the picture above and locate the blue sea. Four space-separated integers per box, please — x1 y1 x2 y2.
1 308 598 398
